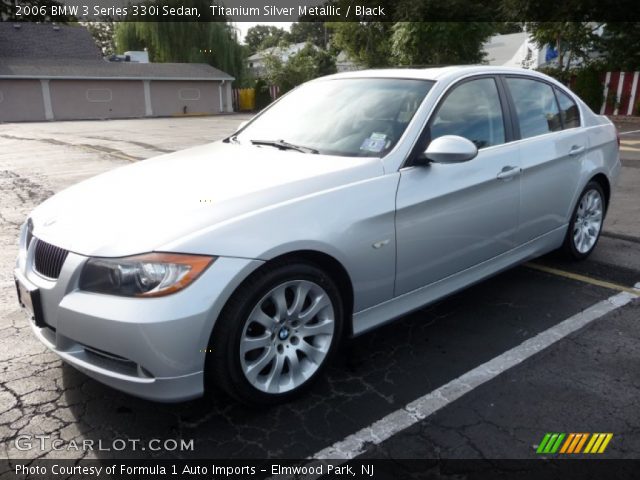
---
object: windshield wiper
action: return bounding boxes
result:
[250,139,319,154]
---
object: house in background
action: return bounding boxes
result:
[0,23,234,122]
[483,31,546,69]
[336,51,359,72]
[247,42,316,76]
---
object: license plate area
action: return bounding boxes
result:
[15,278,46,328]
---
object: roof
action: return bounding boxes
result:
[0,22,101,59]
[248,42,313,62]
[322,65,553,83]
[0,23,234,81]
[0,57,235,81]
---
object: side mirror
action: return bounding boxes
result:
[422,135,478,164]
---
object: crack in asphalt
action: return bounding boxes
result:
[83,136,175,155]
[0,134,141,162]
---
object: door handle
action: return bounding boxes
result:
[569,145,586,156]
[496,166,521,180]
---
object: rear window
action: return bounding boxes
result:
[506,78,562,139]
[555,88,580,129]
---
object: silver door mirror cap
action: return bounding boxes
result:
[423,135,478,164]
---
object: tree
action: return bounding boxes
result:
[391,22,494,66]
[599,23,640,70]
[501,0,637,23]
[245,25,289,53]
[328,0,502,69]
[289,22,328,48]
[83,20,116,56]
[493,22,524,34]
[526,22,602,74]
[328,22,394,68]
[263,43,336,94]
[115,21,247,85]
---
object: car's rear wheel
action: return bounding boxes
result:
[208,261,343,405]
[563,181,605,260]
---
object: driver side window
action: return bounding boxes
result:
[430,78,506,149]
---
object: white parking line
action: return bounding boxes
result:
[619,129,640,135]
[311,289,638,461]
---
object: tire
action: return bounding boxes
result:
[207,261,344,405]
[563,181,606,260]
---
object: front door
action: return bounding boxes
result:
[395,77,520,295]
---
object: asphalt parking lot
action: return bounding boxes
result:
[0,115,639,465]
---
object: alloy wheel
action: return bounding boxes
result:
[239,280,335,394]
[573,189,603,254]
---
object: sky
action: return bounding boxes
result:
[233,22,293,44]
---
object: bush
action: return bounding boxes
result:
[572,67,604,113]
[537,66,571,85]
[537,65,604,113]
[254,78,272,111]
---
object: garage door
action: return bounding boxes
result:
[49,80,146,120]
[0,80,46,122]
[150,81,220,117]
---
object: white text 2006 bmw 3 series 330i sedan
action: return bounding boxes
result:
[15,66,620,404]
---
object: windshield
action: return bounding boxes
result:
[234,78,434,157]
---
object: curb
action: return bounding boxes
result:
[601,231,640,245]
[608,115,640,125]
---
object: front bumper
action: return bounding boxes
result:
[15,241,262,402]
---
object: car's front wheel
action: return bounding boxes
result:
[563,181,605,260]
[208,261,343,405]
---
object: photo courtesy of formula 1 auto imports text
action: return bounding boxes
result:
[1,0,640,479]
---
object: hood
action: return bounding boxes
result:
[30,141,382,257]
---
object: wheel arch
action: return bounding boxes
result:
[212,249,355,340]
[260,250,355,336]
[589,173,611,213]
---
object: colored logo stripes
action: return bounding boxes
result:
[536,433,613,454]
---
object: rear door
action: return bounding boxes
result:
[503,76,586,243]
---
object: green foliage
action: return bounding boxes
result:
[572,66,605,112]
[537,64,604,113]
[391,22,494,66]
[327,0,505,69]
[526,22,602,73]
[328,22,393,68]
[289,22,328,48]
[115,19,247,85]
[245,25,289,53]
[536,66,571,84]
[493,22,524,34]
[263,43,337,94]
[254,78,272,110]
[599,23,640,71]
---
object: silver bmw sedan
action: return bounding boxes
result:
[15,66,620,404]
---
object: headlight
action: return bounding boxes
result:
[79,253,215,297]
